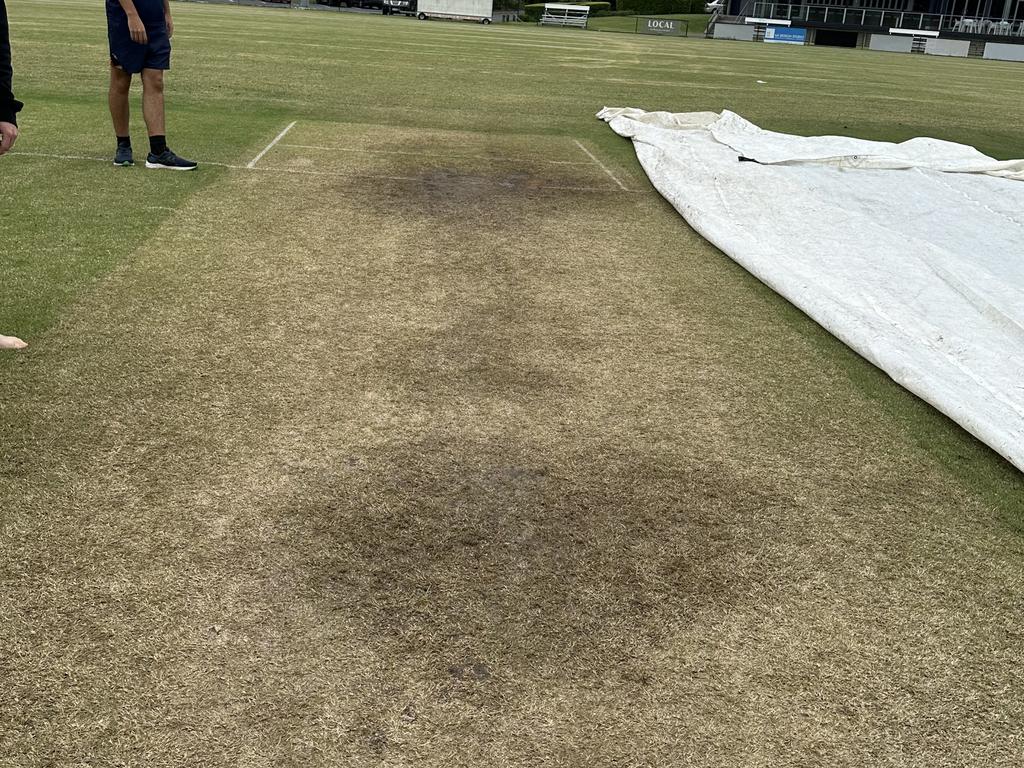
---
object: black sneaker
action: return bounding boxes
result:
[113,145,134,166]
[145,149,198,171]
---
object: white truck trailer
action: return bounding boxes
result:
[415,0,494,23]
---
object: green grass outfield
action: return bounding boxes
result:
[3,1,1024,765]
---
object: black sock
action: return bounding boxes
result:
[149,135,167,155]
[116,136,131,149]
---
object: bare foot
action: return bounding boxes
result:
[0,334,28,350]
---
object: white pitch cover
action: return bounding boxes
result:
[599,108,1024,472]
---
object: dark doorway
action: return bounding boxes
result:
[815,29,859,47]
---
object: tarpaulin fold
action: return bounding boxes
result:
[600,108,1024,472]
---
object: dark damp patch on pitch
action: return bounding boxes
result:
[348,165,619,216]
[276,434,797,688]
[390,168,591,203]
[449,661,492,681]
[368,301,569,402]
[357,213,579,401]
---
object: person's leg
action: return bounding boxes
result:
[141,66,196,170]
[108,64,132,137]
[140,67,165,139]
[109,63,135,166]
[0,334,28,350]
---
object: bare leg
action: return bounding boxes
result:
[109,65,132,136]
[0,335,28,350]
[141,68,166,137]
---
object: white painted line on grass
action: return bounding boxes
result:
[247,121,297,169]
[9,151,241,169]
[11,150,109,162]
[8,151,626,193]
[573,139,629,192]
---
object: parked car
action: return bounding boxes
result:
[705,0,724,11]
[383,0,415,14]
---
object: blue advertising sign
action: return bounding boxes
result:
[765,26,807,44]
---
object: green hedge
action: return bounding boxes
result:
[617,0,704,13]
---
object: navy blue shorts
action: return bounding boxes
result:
[107,0,171,73]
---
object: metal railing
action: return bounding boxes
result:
[750,3,1024,34]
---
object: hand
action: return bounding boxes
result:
[0,334,28,350]
[127,12,148,44]
[0,122,18,156]
[165,13,173,38]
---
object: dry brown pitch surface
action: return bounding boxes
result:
[5,119,1024,767]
